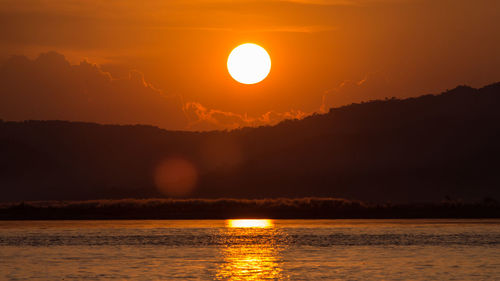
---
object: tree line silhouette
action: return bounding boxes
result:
[1,197,498,219]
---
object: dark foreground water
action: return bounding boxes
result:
[0,219,499,280]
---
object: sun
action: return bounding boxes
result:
[227,43,271,84]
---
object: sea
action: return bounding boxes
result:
[0,219,499,280]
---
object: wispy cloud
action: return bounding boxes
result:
[183,102,308,131]
[278,0,415,6]
[146,25,336,33]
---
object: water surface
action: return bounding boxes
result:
[1,219,499,280]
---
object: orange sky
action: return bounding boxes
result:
[0,0,499,130]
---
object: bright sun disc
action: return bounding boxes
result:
[227,43,271,84]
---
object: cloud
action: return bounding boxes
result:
[0,52,187,129]
[182,74,399,131]
[183,102,308,131]
[0,52,402,132]
[0,51,310,131]
[278,0,362,5]
[278,0,414,5]
[148,25,336,33]
[244,25,337,33]
[320,72,399,112]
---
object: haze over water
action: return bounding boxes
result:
[1,219,499,280]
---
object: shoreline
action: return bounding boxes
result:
[1,197,499,220]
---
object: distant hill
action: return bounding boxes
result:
[1,82,500,203]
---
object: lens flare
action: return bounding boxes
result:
[153,158,197,197]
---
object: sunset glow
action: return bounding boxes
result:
[0,0,499,279]
[0,0,498,131]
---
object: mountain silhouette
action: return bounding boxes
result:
[1,82,500,203]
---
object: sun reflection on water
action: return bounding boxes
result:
[216,219,286,280]
[227,219,273,228]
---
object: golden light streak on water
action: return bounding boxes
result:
[217,219,284,280]
[226,219,273,228]
[216,244,283,280]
